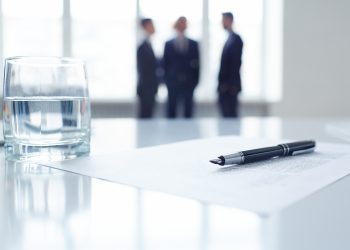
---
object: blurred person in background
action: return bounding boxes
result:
[163,16,200,118]
[136,18,160,118]
[217,12,243,117]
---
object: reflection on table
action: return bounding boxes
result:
[1,160,260,250]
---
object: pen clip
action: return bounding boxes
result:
[291,148,315,156]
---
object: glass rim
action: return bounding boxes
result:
[5,56,85,66]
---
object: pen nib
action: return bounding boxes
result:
[210,158,222,165]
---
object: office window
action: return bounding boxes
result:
[71,0,137,100]
[2,0,62,57]
[0,0,280,102]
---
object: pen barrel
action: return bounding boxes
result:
[242,146,284,164]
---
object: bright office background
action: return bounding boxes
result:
[0,0,282,103]
[2,0,348,117]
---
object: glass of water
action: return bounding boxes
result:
[2,57,91,161]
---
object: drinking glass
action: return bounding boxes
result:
[2,57,91,161]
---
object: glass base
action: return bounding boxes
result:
[5,140,90,162]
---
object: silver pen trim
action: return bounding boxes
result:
[224,152,244,165]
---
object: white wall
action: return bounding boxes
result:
[271,0,350,117]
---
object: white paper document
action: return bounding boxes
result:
[45,136,350,215]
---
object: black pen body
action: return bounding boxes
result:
[242,146,284,164]
[242,140,315,164]
[216,140,316,166]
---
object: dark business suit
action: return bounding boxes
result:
[163,38,200,118]
[137,40,159,118]
[218,32,243,117]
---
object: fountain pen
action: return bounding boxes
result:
[210,140,316,166]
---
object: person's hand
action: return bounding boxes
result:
[228,86,238,96]
[219,84,238,95]
[219,84,230,94]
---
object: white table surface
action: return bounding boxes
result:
[1,118,350,250]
